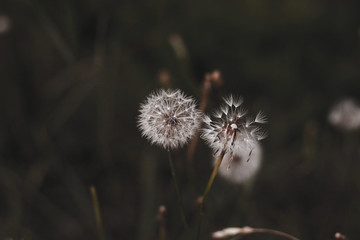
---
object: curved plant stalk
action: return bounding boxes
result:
[212,226,300,240]
[196,151,225,240]
[201,151,225,210]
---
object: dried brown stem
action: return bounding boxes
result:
[187,70,222,169]
[157,205,167,240]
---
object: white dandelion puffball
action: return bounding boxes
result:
[138,89,202,149]
[328,98,360,131]
[202,95,266,163]
[216,143,262,184]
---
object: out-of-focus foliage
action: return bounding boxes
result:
[0,0,360,239]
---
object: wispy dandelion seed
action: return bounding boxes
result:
[201,95,267,168]
[138,89,202,149]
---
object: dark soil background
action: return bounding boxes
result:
[0,0,360,239]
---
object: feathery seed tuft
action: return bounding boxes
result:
[138,89,202,149]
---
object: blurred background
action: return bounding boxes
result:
[1,0,360,239]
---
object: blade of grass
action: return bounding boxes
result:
[90,185,106,240]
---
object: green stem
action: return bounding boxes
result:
[90,185,106,240]
[202,152,225,207]
[167,149,190,230]
[196,151,225,240]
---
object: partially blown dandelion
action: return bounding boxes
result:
[138,89,202,149]
[197,95,267,240]
[202,95,267,165]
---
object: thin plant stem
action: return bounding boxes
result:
[252,228,300,240]
[157,205,167,240]
[228,227,300,240]
[90,185,106,240]
[195,208,204,240]
[202,151,225,206]
[167,149,190,230]
[186,75,211,169]
[196,151,225,240]
[187,70,222,171]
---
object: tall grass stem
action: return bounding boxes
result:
[90,185,106,240]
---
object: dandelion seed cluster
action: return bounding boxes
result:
[138,89,201,149]
[202,95,267,163]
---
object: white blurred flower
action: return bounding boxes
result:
[0,15,11,34]
[138,89,201,149]
[216,143,262,184]
[212,226,254,239]
[202,95,266,165]
[328,98,360,131]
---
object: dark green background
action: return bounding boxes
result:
[1,0,360,239]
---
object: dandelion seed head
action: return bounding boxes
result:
[201,95,267,158]
[138,89,202,149]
